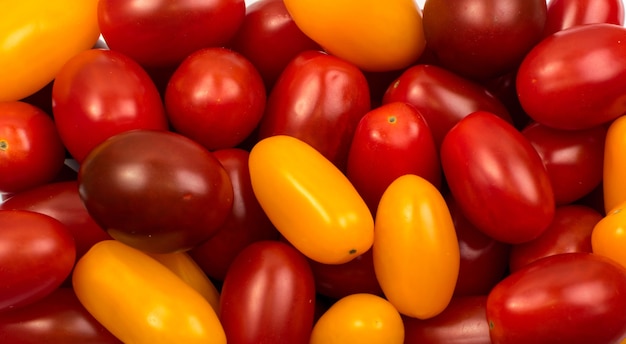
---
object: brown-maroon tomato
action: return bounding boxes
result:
[422,0,547,80]
[403,296,491,344]
[522,121,606,205]
[543,0,625,37]
[220,240,316,344]
[228,0,321,90]
[98,0,245,68]
[382,64,512,148]
[0,287,121,343]
[189,148,279,282]
[257,50,371,171]
[508,205,602,273]
[78,130,233,254]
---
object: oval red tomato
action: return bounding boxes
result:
[543,0,625,36]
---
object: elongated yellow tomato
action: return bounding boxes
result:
[0,0,100,101]
[310,293,404,344]
[604,115,626,214]
[147,251,220,313]
[592,201,626,269]
[248,135,374,264]
[72,240,226,344]
[283,0,426,72]
[374,174,460,319]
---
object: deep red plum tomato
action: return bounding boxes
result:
[543,0,625,37]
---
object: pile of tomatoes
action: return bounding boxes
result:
[2,0,626,343]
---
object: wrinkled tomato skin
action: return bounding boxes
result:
[189,148,279,282]
[509,205,602,273]
[257,50,371,170]
[441,111,555,244]
[403,296,491,344]
[52,49,169,163]
[0,210,76,312]
[0,287,121,344]
[517,23,626,130]
[78,130,234,254]
[522,122,606,205]
[543,0,625,37]
[0,181,111,260]
[346,102,440,214]
[98,0,245,68]
[423,0,547,81]
[383,64,511,148]
[487,252,626,344]
[219,240,316,344]
[228,0,321,90]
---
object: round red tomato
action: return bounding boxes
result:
[52,49,168,163]
[0,210,75,312]
[78,130,234,253]
[98,0,245,68]
[0,101,65,194]
[543,0,625,37]
[165,47,266,151]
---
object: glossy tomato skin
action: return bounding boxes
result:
[522,122,606,205]
[0,181,111,260]
[165,47,266,151]
[52,49,168,163]
[509,205,602,272]
[423,0,547,80]
[257,50,371,170]
[383,64,511,148]
[543,0,625,37]
[219,240,316,344]
[0,210,75,312]
[0,101,66,194]
[346,102,440,215]
[228,0,321,89]
[441,111,555,244]
[0,287,121,344]
[98,0,245,68]
[189,148,279,281]
[517,23,626,130]
[78,130,233,253]
[487,252,626,343]
[592,201,626,269]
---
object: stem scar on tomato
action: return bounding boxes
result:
[0,140,7,151]
[387,116,397,124]
[349,249,357,254]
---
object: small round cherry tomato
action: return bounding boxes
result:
[592,201,626,269]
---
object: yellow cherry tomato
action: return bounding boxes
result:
[72,240,226,344]
[310,293,404,344]
[0,0,100,101]
[248,135,374,265]
[604,115,626,214]
[592,201,626,269]
[283,0,426,72]
[374,174,460,319]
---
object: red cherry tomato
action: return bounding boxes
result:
[543,0,625,37]
[0,101,65,194]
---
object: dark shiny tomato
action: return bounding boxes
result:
[52,49,168,163]
[78,130,233,253]
[0,287,121,344]
[517,23,626,130]
[487,252,626,343]
[228,0,321,90]
[0,210,75,312]
[257,50,371,170]
[220,240,316,344]
[0,181,111,260]
[423,0,547,80]
[403,296,491,344]
[0,101,65,194]
[165,47,266,151]
[522,121,606,205]
[98,0,245,68]
[543,0,625,37]
[189,148,279,281]
[441,111,555,244]
[509,205,602,272]
[346,102,440,214]
[382,64,511,148]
